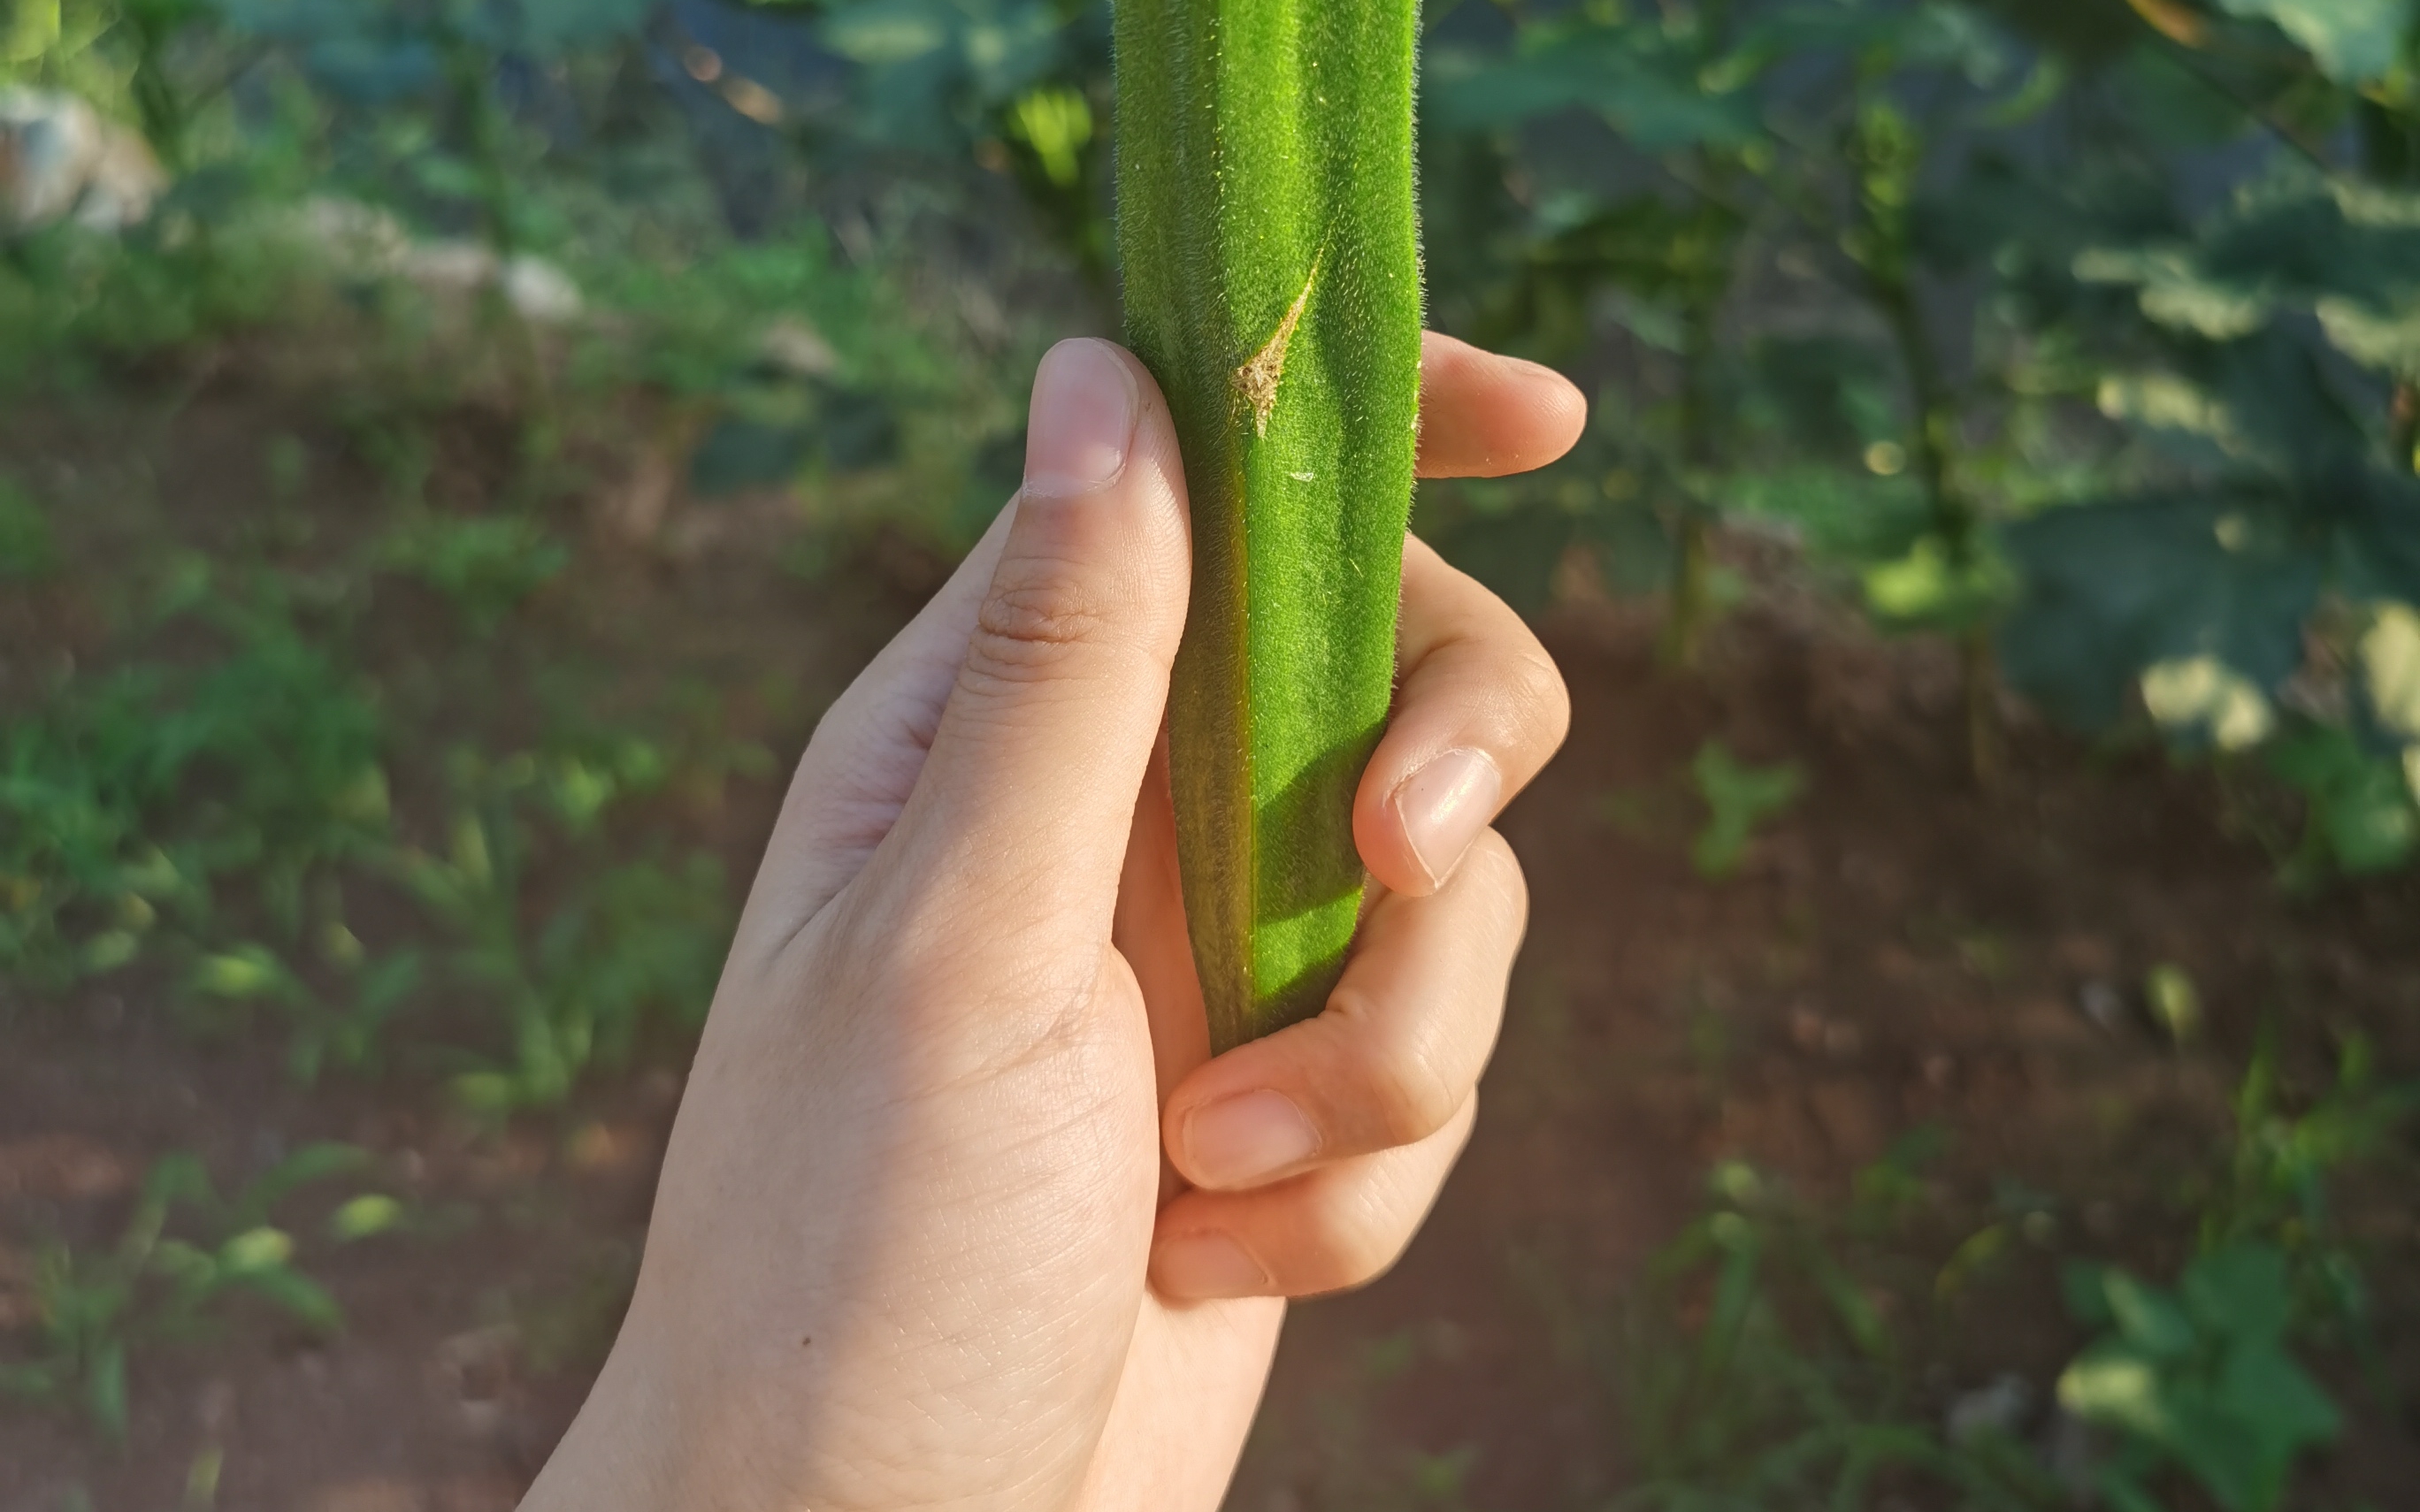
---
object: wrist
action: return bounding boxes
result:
[519,1310,690,1512]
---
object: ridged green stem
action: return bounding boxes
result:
[1114,0,1423,1050]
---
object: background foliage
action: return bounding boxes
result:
[4,0,2420,1506]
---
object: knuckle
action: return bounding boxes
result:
[1462,830,1530,928]
[1328,989,1463,1146]
[961,560,1115,691]
[1310,1193,1411,1292]
[1505,645,1572,750]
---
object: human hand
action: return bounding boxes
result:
[519,332,1583,1512]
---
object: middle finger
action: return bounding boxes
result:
[1354,536,1570,898]
[1158,829,1528,1193]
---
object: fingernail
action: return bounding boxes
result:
[1183,1089,1321,1187]
[1023,339,1137,496]
[1153,1233,1270,1299]
[1392,747,1502,890]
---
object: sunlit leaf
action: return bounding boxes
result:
[2144,962,2202,1043]
[1861,535,2015,630]
[2141,656,2274,750]
[79,929,139,975]
[2058,1340,2174,1436]
[1006,85,1091,187]
[216,1226,294,1274]
[2216,0,2416,83]
[2361,604,2420,739]
[328,1194,405,1241]
[190,944,297,1002]
[2001,492,2323,729]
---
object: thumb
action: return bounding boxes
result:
[865,338,1192,944]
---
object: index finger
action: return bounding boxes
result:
[1415,332,1588,478]
[1353,538,1569,897]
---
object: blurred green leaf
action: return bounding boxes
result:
[191,944,300,1002]
[2001,491,2324,729]
[1428,26,1758,148]
[2215,0,2416,84]
[85,1340,126,1445]
[328,1194,404,1241]
[227,1263,342,1333]
[235,1142,369,1228]
[378,515,567,632]
[2145,962,2203,1043]
[2266,725,2420,875]
[1689,742,1804,880]
[216,1226,294,1274]
[2060,1244,2340,1512]
[0,479,56,580]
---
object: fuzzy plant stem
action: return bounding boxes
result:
[1114,0,1423,1051]
[1850,101,2000,789]
[1660,285,1720,671]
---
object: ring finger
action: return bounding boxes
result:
[1150,1095,1479,1301]
[1159,830,1526,1193]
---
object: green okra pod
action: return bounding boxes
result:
[1113,0,1424,1050]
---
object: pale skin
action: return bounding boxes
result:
[519,332,1586,1512]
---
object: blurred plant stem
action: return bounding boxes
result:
[1657,1,1737,673]
[1662,512,1715,670]
[1660,288,1720,671]
[125,0,192,168]
[2363,98,2418,476]
[439,9,557,450]
[1849,97,1999,788]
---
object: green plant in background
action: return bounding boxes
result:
[1689,740,1804,880]
[0,594,387,988]
[1425,0,1773,668]
[376,513,569,632]
[185,936,428,1084]
[0,477,57,579]
[2263,725,2420,881]
[1603,1061,2416,1512]
[1985,3,2420,823]
[802,0,1112,278]
[2142,961,2202,1044]
[397,751,729,1112]
[1615,1157,2056,1511]
[1836,89,2014,783]
[1114,0,1424,1049]
[2056,1244,2339,1512]
[2036,1035,2417,1511]
[1414,0,2420,829]
[2204,1028,2420,1342]
[0,1145,371,1441]
[1415,0,2031,772]
[12,0,2420,1496]
[1000,80,1109,280]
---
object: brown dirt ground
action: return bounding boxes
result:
[4,387,2420,1512]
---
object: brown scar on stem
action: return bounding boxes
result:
[1234,256,1321,438]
